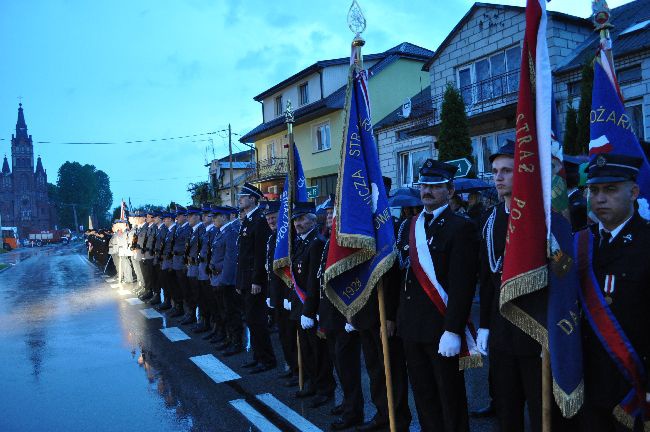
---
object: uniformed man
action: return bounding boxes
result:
[477,143,545,432]
[195,204,217,334]
[139,209,157,301]
[317,196,365,430]
[182,205,204,326]
[128,211,145,288]
[236,183,276,374]
[396,159,479,432]
[108,222,120,277]
[117,220,135,284]
[579,153,650,432]
[132,210,149,295]
[158,210,178,312]
[290,201,336,405]
[149,210,168,306]
[264,201,297,380]
[172,206,191,320]
[210,205,242,353]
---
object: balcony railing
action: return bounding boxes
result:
[255,157,288,181]
[432,69,520,124]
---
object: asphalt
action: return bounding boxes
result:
[0,244,498,432]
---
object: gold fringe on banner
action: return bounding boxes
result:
[272,257,292,288]
[553,379,584,419]
[499,265,548,305]
[612,405,650,431]
[459,354,483,371]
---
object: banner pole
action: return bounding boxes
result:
[296,330,304,391]
[542,348,552,432]
[377,281,397,432]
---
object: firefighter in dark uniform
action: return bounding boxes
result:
[182,205,204,326]
[579,153,650,432]
[477,143,545,432]
[196,205,217,335]
[396,159,479,432]
[317,196,365,430]
[155,211,174,311]
[140,209,158,301]
[236,183,277,373]
[149,210,168,306]
[172,206,191,319]
[290,200,336,406]
[159,211,178,313]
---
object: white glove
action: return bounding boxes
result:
[438,331,461,357]
[344,323,357,333]
[265,298,273,308]
[300,315,315,330]
[477,328,489,356]
[283,299,291,311]
[646,392,650,403]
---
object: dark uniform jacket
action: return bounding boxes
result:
[144,223,158,260]
[237,207,271,324]
[479,202,540,356]
[198,225,217,281]
[136,222,149,252]
[153,224,168,265]
[266,231,288,309]
[210,220,239,287]
[581,212,650,408]
[172,222,191,271]
[289,228,325,321]
[161,224,177,270]
[187,222,205,277]
[317,239,347,332]
[396,206,478,344]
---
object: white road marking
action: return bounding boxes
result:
[124,297,144,306]
[190,354,240,384]
[256,393,323,432]
[106,278,116,283]
[110,283,120,289]
[160,327,191,342]
[139,308,164,319]
[77,255,94,267]
[117,289,131,296]
[229,399,281,432]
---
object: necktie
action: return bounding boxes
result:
[599,231,612,249]
[424,213,434,227]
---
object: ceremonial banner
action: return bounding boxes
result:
[120,199,127,220]
[273,144,307,291]
[589,60,650,218]
[323,66,396,320]
[501,0,583,417]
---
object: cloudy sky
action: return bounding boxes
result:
[0,0,633,211]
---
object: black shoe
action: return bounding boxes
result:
[294,388,316,398]
[356,418,388,432]
[330,404,344,416]
[249,363,276,374]
[156,301,172,311]
[284,376,299,387]
[180,314,197,325]
[278,369,294,379]
[168,307,184,318]
[148,293,161,305]
[216,340,232,350]
[241,360,259,369]
[138,291,153,301]
[202,330,218,340]
[309,394,332,409]
[331,417,363,431]
[222,344,242,357]
[470,401,495,418]
[193,322,210,333]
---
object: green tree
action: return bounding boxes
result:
[437,83,473,174]
[187,181,215,205]
[576,60,594,155]
[563,104,580,155]
[93,170,113,227]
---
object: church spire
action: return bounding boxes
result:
[16,103,28,139]
[2,155,9,174]
[35,155,45,174]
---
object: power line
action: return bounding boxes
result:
[0,131,217,145]
[111,175,206,183]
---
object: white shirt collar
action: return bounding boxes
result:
[192,221,203,232]
[246,205,260,219]
[169,222,177,229]
[599,214,633,242]
[221,219,236,231]
[300,227,316,240]
[205,223,215,232]
[423,204,448,222]
[181,221,189,228]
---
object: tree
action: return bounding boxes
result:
[575,60,594,155]
[437,83,473,166]
[563,104,580,155]
[187,181,215,205]
[93,170,113,227]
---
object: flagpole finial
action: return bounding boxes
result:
[592,0,612,31]
[347,0,366,37]
[284,100,294,125]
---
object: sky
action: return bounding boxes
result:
[0,0,634,211]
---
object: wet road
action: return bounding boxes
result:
[0,245,496,432]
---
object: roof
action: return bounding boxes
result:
[422,2,590,71]
[556,0,650,73]
[374,86,432,130]
[253,42,433,101]
[241,42,434,143]
[216,149,253,163]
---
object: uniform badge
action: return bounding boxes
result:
[596,155,607,168]
[403,245,409,250]
[604,274,616,305]
[297,262,303,274]
[622,234,632,243]
[242,227,247,237]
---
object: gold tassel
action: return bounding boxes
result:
[552,379,584,418]
[458,354,483,371]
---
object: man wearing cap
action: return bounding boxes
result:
[149,210,168,306]
[264,201,297,380]
[195,205,217,334]
[210,205,242,354]
[159,210,178,312]
[139,210,158,301]
[579,153,650,432]
[476,142,545,431]
[133,210,150,295]
[128,211,146,288]
[181,206,204,326]
[236,182,277,373]
[171,206,191,319]
[395,158,479,432]
[290,201,336,405]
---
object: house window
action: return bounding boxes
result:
[265,140,276,160]
[398,148,430,187]
[471,130,515,176]
[625,103,645,141]
[299,83,309,105]
[314,122,331,152]
[618,65,642,86]
[457,45,521,106]
[568,81,581,98]
[396,129,413,141]
[275,96,283,117]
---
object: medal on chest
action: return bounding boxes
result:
[297,262,303,274]
[604,274,616,305]
[242,226,248,237]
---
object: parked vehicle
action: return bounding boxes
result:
[27,229,72,247]
[1,227,20,250]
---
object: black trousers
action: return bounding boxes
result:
[221,286,243,344]
[186,276,200,310]
[152,264,162,294]
[328,329,363,421]
[298,326,335,396]
[249,321,276,367]
[360,328,411,431]
[276,307,297,372]
[403,340,469,432]
[158,267,170,302]
[166,269,181,303]
[141,259,154,293]
[175,269,188,304]
[197,280,214,321]
[491,351,542,432]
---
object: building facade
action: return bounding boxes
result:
[0,104,52,237]
[208,149,256,206]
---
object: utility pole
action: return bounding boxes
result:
[228,123,235,207]
[71,204,79,233]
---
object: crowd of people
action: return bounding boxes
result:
[82,142,647,432]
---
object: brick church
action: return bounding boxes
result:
[1,104,51,237]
